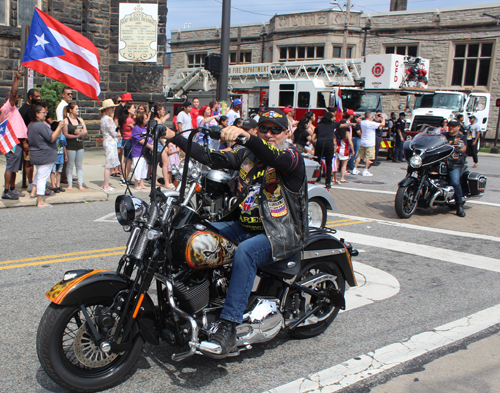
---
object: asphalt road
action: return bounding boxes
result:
[1,158,499,392]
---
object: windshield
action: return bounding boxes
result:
[341,92,380,112]
[414,93,462,111]
[411,128,448,150]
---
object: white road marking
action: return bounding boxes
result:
[344,262,400,312]
[328,186,500,207]
[328,212,500,243]
[94,212,118,222]
[336,230,500,273]
[266,303,500,393]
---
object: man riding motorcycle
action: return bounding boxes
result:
[165,108,308,356]
[444,120,467,217]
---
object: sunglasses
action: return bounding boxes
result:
[258,125,284,135]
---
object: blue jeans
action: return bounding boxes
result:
[347,137,361,171]
[211,221,274,324]
[448,166,463,204]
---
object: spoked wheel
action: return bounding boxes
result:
[308,198,327,229]
[395,184,418,218]
[37,301,144,392]
[284,261,345,339]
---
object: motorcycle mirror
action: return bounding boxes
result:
[208,151,229,170]
[208,125,222,140]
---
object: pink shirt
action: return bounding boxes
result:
[0,100,28,139]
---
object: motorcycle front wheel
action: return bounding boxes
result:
[285,261,346,339]
[395,184,418,218]
[37,301,144,393]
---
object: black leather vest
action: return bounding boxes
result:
[239,150,309,261]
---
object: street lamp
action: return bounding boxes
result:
[331,0,351,59]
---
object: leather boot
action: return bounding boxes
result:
[456,202,466,217]
[208,319,236,357]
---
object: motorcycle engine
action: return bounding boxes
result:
[235,297,283,345]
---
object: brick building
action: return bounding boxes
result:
[169,3,500,141]
[0,0,167,147]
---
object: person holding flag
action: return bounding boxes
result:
[22,7,100,101]
[1,69,28,200]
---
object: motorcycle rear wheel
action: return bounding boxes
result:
[395,184,418,218]
[308,198,327,229]
[37,301,144,393]
[285,261,346,339]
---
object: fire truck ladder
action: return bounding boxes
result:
[164,59,363,99]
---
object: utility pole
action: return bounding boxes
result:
[342,0,351,59]
[217,0,231,103]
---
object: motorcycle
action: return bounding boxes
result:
[395,127,487,218]
[170,151,336,228]
[36,125,359,392]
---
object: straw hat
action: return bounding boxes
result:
[99,99,118,111]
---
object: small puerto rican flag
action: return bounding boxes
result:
[0,119,20,154]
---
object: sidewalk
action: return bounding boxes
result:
[0,149,147,208]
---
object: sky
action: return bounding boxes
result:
[166,0,488,40]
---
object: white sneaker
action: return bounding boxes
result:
[362,170,373,177]
[352,169,360,175]
[27,183,33,192]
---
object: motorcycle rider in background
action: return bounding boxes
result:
[444,120,467,217]
[164,108,308,356]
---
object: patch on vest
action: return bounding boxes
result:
[263,183,288,217]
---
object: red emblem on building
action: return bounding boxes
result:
[372,63,385,78]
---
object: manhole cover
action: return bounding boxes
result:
[352,181,386,185]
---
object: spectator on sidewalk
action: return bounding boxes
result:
[19,88,40,192]
[439,119,449,134]
[56,87,72,184]
[119,102,136,184]
[293,117,312,153]
[347,114,362,173]
[56,86,72,121]
[226,99,242,126]
[131,113,152,191]
[63,103,88,191]
[336,120,354,183]
[27,105,64,207]
[49,121,67,193]
[466,115,481,168]
[190,97,201,128]
[177,101,193,138]
[353,111,385,176]
[99,99,120,191]
[1,70,27,200]
[150,103,175,189]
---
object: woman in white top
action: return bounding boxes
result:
[100,99,120,191]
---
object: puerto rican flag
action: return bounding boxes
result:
[335,86,343,123]
[0,119,20,155]
[22,8,100,101]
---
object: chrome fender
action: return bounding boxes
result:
[307,183,338,212]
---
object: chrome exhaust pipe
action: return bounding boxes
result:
[429,190,442,208]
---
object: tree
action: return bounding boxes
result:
[37,80,65,120]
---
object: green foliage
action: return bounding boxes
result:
[36,80,65,120]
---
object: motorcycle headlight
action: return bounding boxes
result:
[409,155,422,168]
[115,195,148,226]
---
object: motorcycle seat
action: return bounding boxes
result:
[259,252,301,279]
